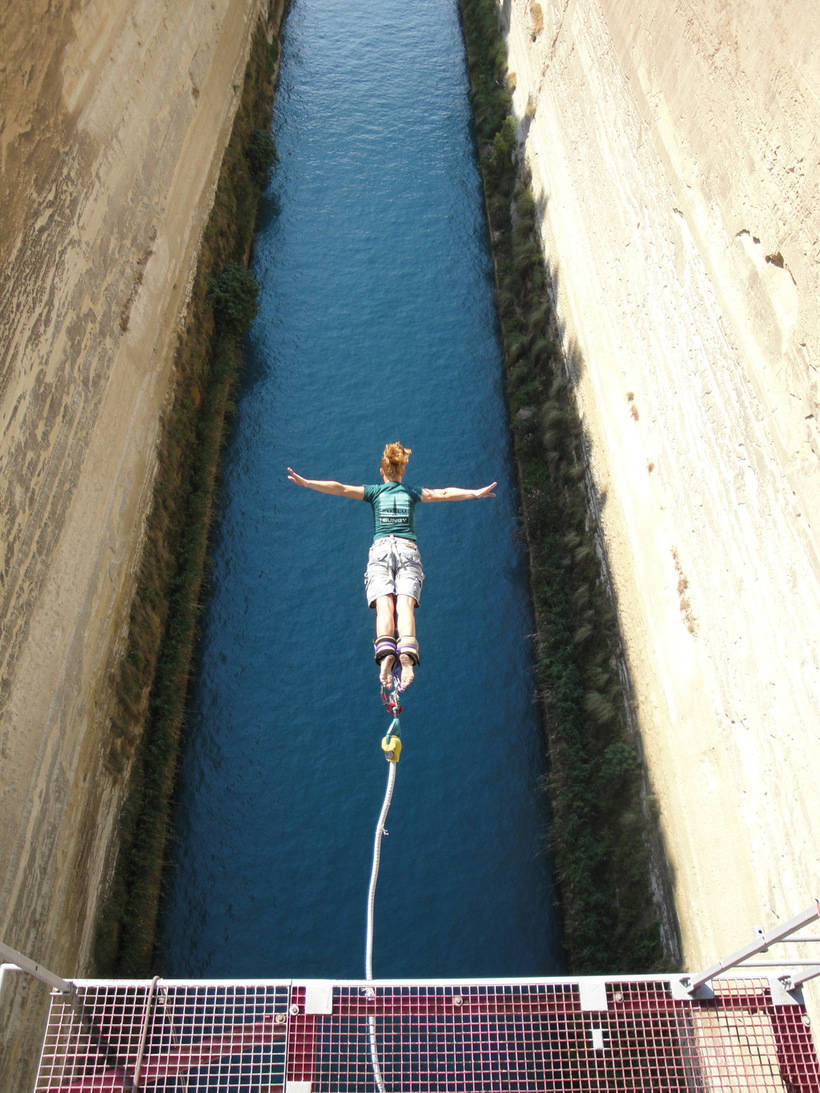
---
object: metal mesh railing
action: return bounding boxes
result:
[31,977,820,1091]
[35,980,289,1091]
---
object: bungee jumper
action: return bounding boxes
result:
[287,442,497,690]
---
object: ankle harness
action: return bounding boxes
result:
[373,635,397,663]
[397,636,420,665]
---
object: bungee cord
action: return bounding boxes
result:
[365,758,398,982]
[365,672,404,1093]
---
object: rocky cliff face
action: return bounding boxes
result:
[0,0,266,1076]
[503,0,819,977]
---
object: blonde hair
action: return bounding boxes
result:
[380,441,412,479]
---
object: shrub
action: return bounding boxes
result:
[209,262,259,337]
[246,127,277,186]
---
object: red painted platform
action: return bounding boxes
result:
[34,977,820,1092]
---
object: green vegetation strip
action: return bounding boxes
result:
[458,0,674,973]
[95,8,282,976]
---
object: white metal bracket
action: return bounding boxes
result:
[578,978,608,1011]
[304,980,334,1015]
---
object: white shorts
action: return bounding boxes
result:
[364,535,424,607]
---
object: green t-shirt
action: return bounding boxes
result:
[363,482,423,541]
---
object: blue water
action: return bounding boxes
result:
[158,0,561,980]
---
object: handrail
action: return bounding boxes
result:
[0,941,73,995]
[682,898,820,995]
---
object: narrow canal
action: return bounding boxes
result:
[158,0,562,980]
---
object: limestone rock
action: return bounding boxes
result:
[503,0,819,1005]
[0,1,267,1081]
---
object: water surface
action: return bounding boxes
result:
[159,0,561,980]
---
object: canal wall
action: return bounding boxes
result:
[0,0,270,1080]
[501,0,819,980]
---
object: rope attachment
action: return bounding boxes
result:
[380,664,403,763]
[381,717,402,763]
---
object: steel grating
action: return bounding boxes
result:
[33,977,820,1092]
[35,982,290,1092]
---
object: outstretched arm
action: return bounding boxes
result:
[287,468,364,500]
[421,482,497,502]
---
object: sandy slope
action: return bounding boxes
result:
[502,0,819,1006]
[0,0,266,1079]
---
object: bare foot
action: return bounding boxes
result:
[379,655,395,688]
[399,653,415,689]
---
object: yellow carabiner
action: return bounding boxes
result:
[381,733,402,763]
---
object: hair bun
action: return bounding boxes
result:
[381,442,412,474]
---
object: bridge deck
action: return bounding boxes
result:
[34,976,820,1091]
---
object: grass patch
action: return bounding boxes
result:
[95,5,285,976]
[458,0,675,973]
